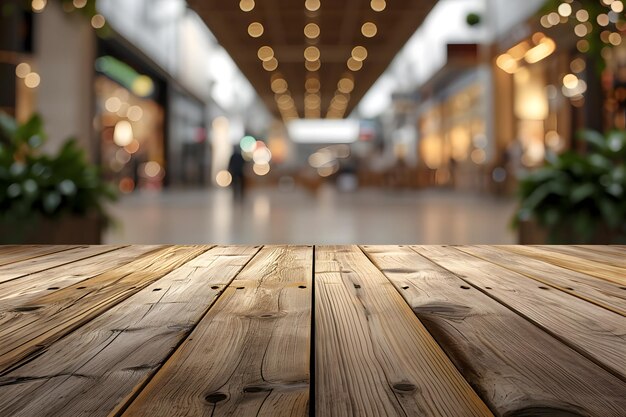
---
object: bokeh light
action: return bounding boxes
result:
[216,170,233,187]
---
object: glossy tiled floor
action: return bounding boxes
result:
[103,186,518,244]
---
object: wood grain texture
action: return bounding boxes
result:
[575,245,626,262]
[0,245,208,374]
[455,245,626,316]
[0,245,124,285]
[0,246,78,267]
[122,245,313,417]
[545,245,626,269]
[0,246,260,417]
[362,245,626,417]
[413,245,626,380]
[315,245,492,417]
[0,245,164,307]
[500,245,626,286]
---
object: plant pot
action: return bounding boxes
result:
[0,213,102,244]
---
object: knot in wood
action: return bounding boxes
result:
[205,392,228,403]
[392,382,417,392]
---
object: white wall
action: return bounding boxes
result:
[35,1,96,157]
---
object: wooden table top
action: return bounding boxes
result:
[0,245,624,417]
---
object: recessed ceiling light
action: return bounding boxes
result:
[361,22,377,37]
[351,46,368,61]
[347,57,363,71]
[240,0,254,12]
[263,57,278,71]
[370,0,386,12]
[337,78,355,93]
[257,46,274,61]
[304,23,320,39]
[304,46,321,61]
[248,22,264,37]
[305,0,320,12]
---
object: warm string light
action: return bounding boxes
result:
[303,2,321,118]
[540,0,624,53]
[531,0,626,105]
[370,0,386,12]
[31,0,46,12]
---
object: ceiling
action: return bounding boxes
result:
[188,0,438,120]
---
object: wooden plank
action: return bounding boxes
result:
[413,245,626,380]
[548,245,626,269]
[0,246,78,267]
[363,245,626,417]
[0,245,208,374]
[455,245,626,316]
[575,245,626,260]
[0,245,165,307]
[122,245,313,417]
[0,246,261,417]
[315,245,492,417]
[500,245,626,286]
[0,245,125,285]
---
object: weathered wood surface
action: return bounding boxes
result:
[0,245,208,374]
[414,245,626,380]
[0,245,124,284]
[0,245,163,306]
[0,245,78,267]
[362,245,626,417]
[456,245,626,316]
[123,245,313,417]
[315,245,492,417]
[575,245,626,264]
[0,246,260,417]
[501,245,626,286]
[0,245,624,417]
[549,245,626,269]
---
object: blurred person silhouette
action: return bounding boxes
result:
[228,146,246,202]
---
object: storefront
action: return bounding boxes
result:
[494,30,575,176]
[417,65,490,190]
[94,38,168,193]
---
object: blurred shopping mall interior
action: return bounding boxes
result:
[1,0,625,244]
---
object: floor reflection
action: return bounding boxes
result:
[104,186,517,244]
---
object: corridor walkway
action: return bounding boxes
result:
[104,187,517,244]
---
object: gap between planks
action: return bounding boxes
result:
[0,245,261,417]
[121,245,313,417]
[0,245,210,376]
[411,245,626,383]
[361,245,626,417]
[315,245,492,417]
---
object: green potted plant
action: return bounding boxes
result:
[0,112,117,244]
[515,130,626,244]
